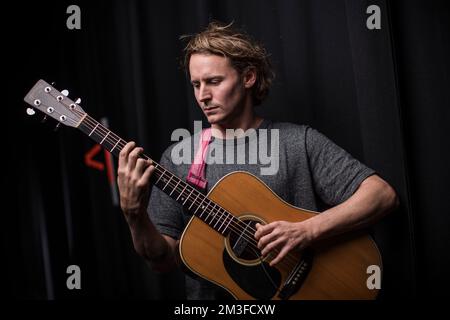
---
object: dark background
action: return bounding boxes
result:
[2,0,449,301]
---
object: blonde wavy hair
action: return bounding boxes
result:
[181,21,275,106]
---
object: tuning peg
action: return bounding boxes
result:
[41,115,48,123]
[75,98,81,104]
[61,89,69,97]
[26,108,36,116]
[54,123,61,131]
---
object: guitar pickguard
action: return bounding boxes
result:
[222,248,281,300]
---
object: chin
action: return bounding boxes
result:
[205,114,225,125]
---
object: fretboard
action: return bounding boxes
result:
[78,114,237,236]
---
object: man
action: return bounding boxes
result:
[117,22,398,299]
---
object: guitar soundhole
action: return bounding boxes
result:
[227,218,261,262]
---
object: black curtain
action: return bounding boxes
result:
[3,0,449,300]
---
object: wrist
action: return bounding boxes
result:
[303,214,325,243]
[125,207,149,229]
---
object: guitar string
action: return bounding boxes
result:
[75,109,301,270]
[36,99,300,272]
[77,115,297,268]
[38,99,301,270]
[40,107,287,267]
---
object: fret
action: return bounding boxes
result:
[99,131,110,145]
[162,175,173,191]
[213,209,224,229]
[88,123,99,136]
[183,189,194,206]
[194,197,207,215]
[209,204,220,222]
[199,200,211,219]
[188,192,200,210]
[79,118,121,155]
[222,214,234,234]
[170,179,181,196]
[155,169,166,184]
[217,210,229,232]
[110,139,121,153]
[200,201,213,222]
[176,185,187,201]
[212,205,222,223]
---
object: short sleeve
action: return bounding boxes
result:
[147,148,185,240]
[305,127,376,206]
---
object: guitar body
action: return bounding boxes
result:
[179,171,382,300]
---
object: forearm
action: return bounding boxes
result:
[127,210,178,272]
[306,175,398,242]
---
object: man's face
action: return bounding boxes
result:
[189,53,248,126]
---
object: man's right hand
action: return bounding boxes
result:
[117,141,155,225]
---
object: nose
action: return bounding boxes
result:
[199,84,212,104]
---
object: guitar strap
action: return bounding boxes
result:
[186,128,212,190]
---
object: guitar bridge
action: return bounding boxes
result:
[278,250,313,299]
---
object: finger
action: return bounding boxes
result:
[254,223,261,238]
[127,147,144,172]
[261,237,284,257]
[118,141,136,170]
[137,163,155,187]
[254,222,274,240]
[254,223,261,239]
[270,245,291,267]
[134,158,150,176]
[258,230,278,250]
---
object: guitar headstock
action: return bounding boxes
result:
[24,79,85,128]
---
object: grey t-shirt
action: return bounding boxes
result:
[148,120,375,299]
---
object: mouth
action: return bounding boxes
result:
[203,106,219,113]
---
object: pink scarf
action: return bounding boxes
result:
[186,128,212,190]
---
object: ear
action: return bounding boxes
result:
[243,67,257,89]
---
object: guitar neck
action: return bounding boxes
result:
[22,79,236,235]
[78,114,236,236]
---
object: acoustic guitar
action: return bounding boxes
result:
[24,79,382,300]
